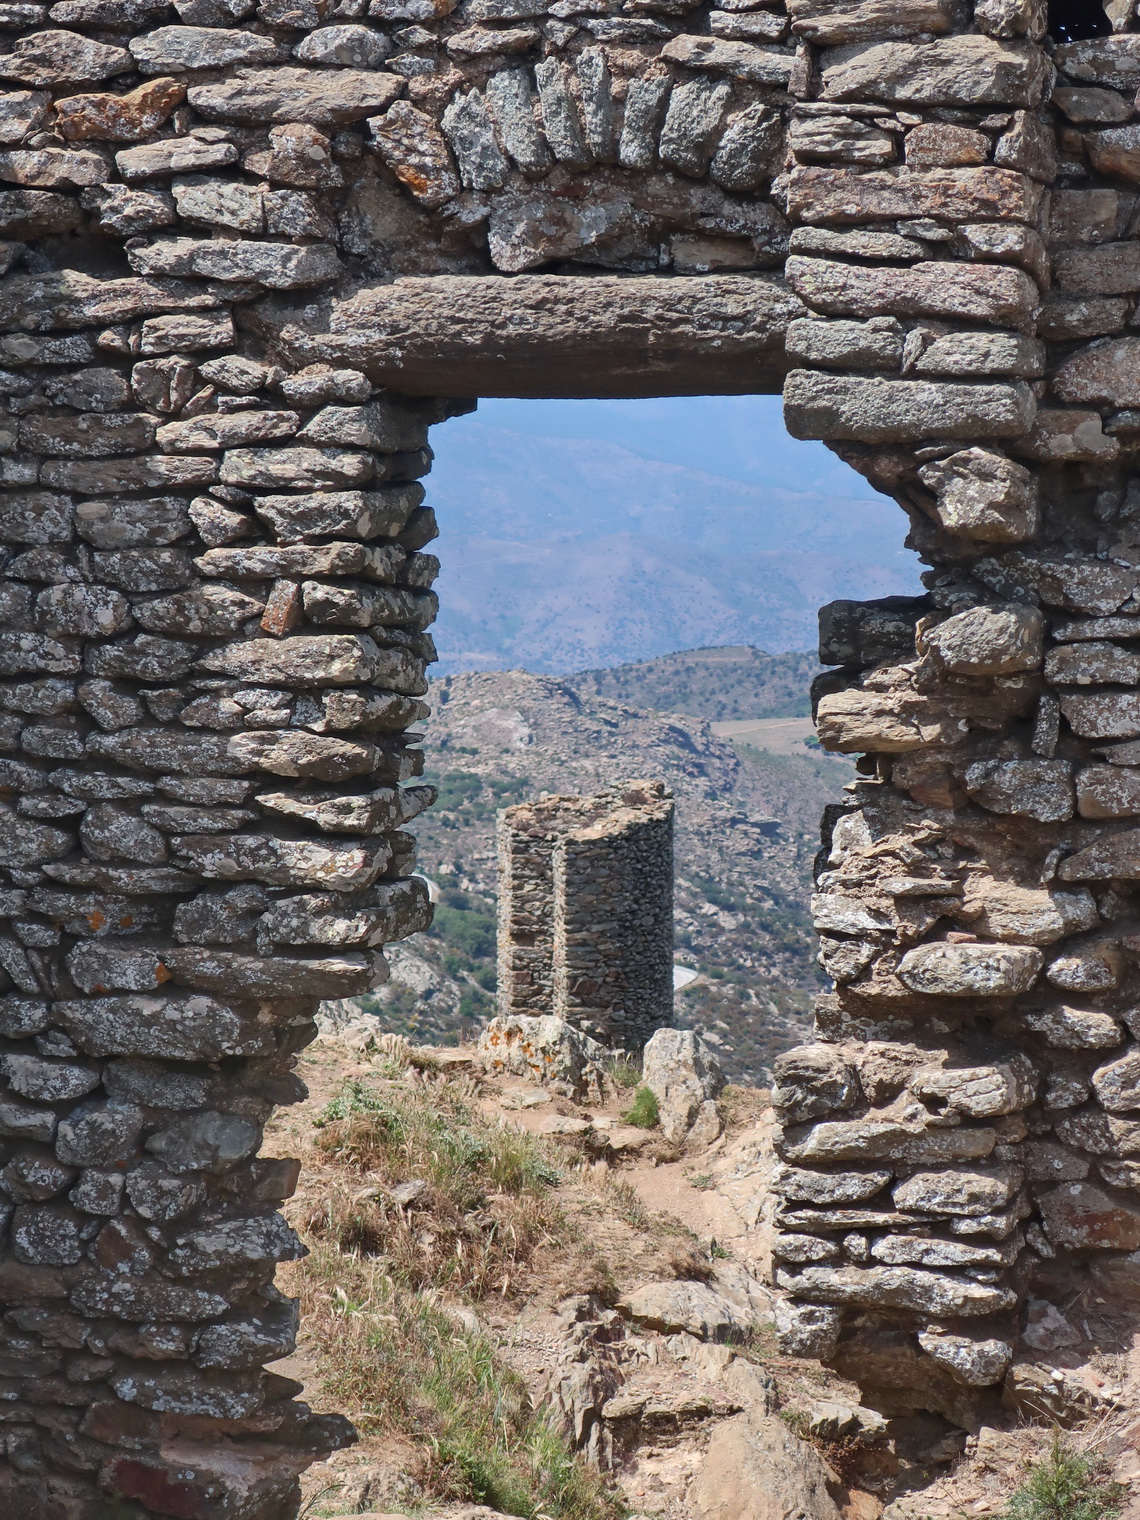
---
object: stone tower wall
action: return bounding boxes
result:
[498,780,674,1045]
[763,10,1140,1431]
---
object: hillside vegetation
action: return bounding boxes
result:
[571,647,820,722]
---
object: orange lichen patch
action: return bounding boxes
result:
[87,910,107,932]
[55,77,186,142]
[393,166,433,197]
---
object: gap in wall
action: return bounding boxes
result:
[426,396,926,676]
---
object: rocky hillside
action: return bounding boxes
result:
[285,1023,1139,1520]
[572,646,821,722]
[366,668,854,1082]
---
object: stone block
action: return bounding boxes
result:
[918,448,1038,542]
[1039,1181,1140,1250]
[819,35,1052,107]
[921,603,1043,674]
[896,941,1043,996]
[787,163,1042,224]
[784,370,1035,444]
[787,255,1038,327]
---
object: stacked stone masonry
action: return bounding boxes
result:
[0,0,1135,1503]
[496,779,674,1047]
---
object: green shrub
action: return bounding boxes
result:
[1002,1439,1123,1520]
[622,1085,659,1129]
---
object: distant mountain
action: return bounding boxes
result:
[426,414,923,674]
[571,646,821,722]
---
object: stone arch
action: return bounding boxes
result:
[0,0,1134,1510]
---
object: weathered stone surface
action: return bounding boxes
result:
[784,372,1034,444]
[130,25,278,72]
[620,1279,755,1341]
[690,1407,844,1520]
[1087,124,1140,184]
[896,942,1043,997]
[271,274,805,398]
[1077,766,1140,818]
[477,1013,604,1100]
[642,1027,725,1143]
[1039,1181,1140,1250]
[55,78,185,142]
[661,34,796,85]
[188,66,403,126]
[130,237,340,289]
[918,448,1039,543]
[964,758,1073,822]
[1022,1004,1124,1048]
[819,36,1051,107]
[1055,34,1140,85]
[788,0,956,43]
[916,1327,1013,1386]
[775,1263,1015,1315]
[892,1164,1020,1216]
[369,100,459,208]
[56,993,273,1060]
[0,31,132,87]
[1054,337,1140,409]
[786,256,1038,328]
[923,604,1043,675]
[788,164,1042,224]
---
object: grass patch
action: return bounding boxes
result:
[605,1055,642,1091]
[622,1085,659,1129]
[304,1074,563,1298]
[1001,1438,1124,1520]
[300,1251,623,1520]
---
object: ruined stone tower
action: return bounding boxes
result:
[496,779,675,1047]
[0,0,1136,1504]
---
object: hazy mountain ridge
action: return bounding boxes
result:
[427,421,923,673]
[571,646,822,721]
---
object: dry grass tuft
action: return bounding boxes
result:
[299,1249,624,1520]
[302,1074,564,1299]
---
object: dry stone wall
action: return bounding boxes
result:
[769,0,1140,1434]
[0,0,1137,1502]
[497,779,674,1047]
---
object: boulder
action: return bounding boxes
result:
[691,1407,844,1520]
[476,1014,604,1102]
[619,1279,753,1342]
[642,1027,725,1144]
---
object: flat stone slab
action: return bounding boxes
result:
[253,273,805,398]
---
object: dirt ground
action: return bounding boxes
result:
[265,1030,1140,1520]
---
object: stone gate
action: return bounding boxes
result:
[0,0,1135,1508]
